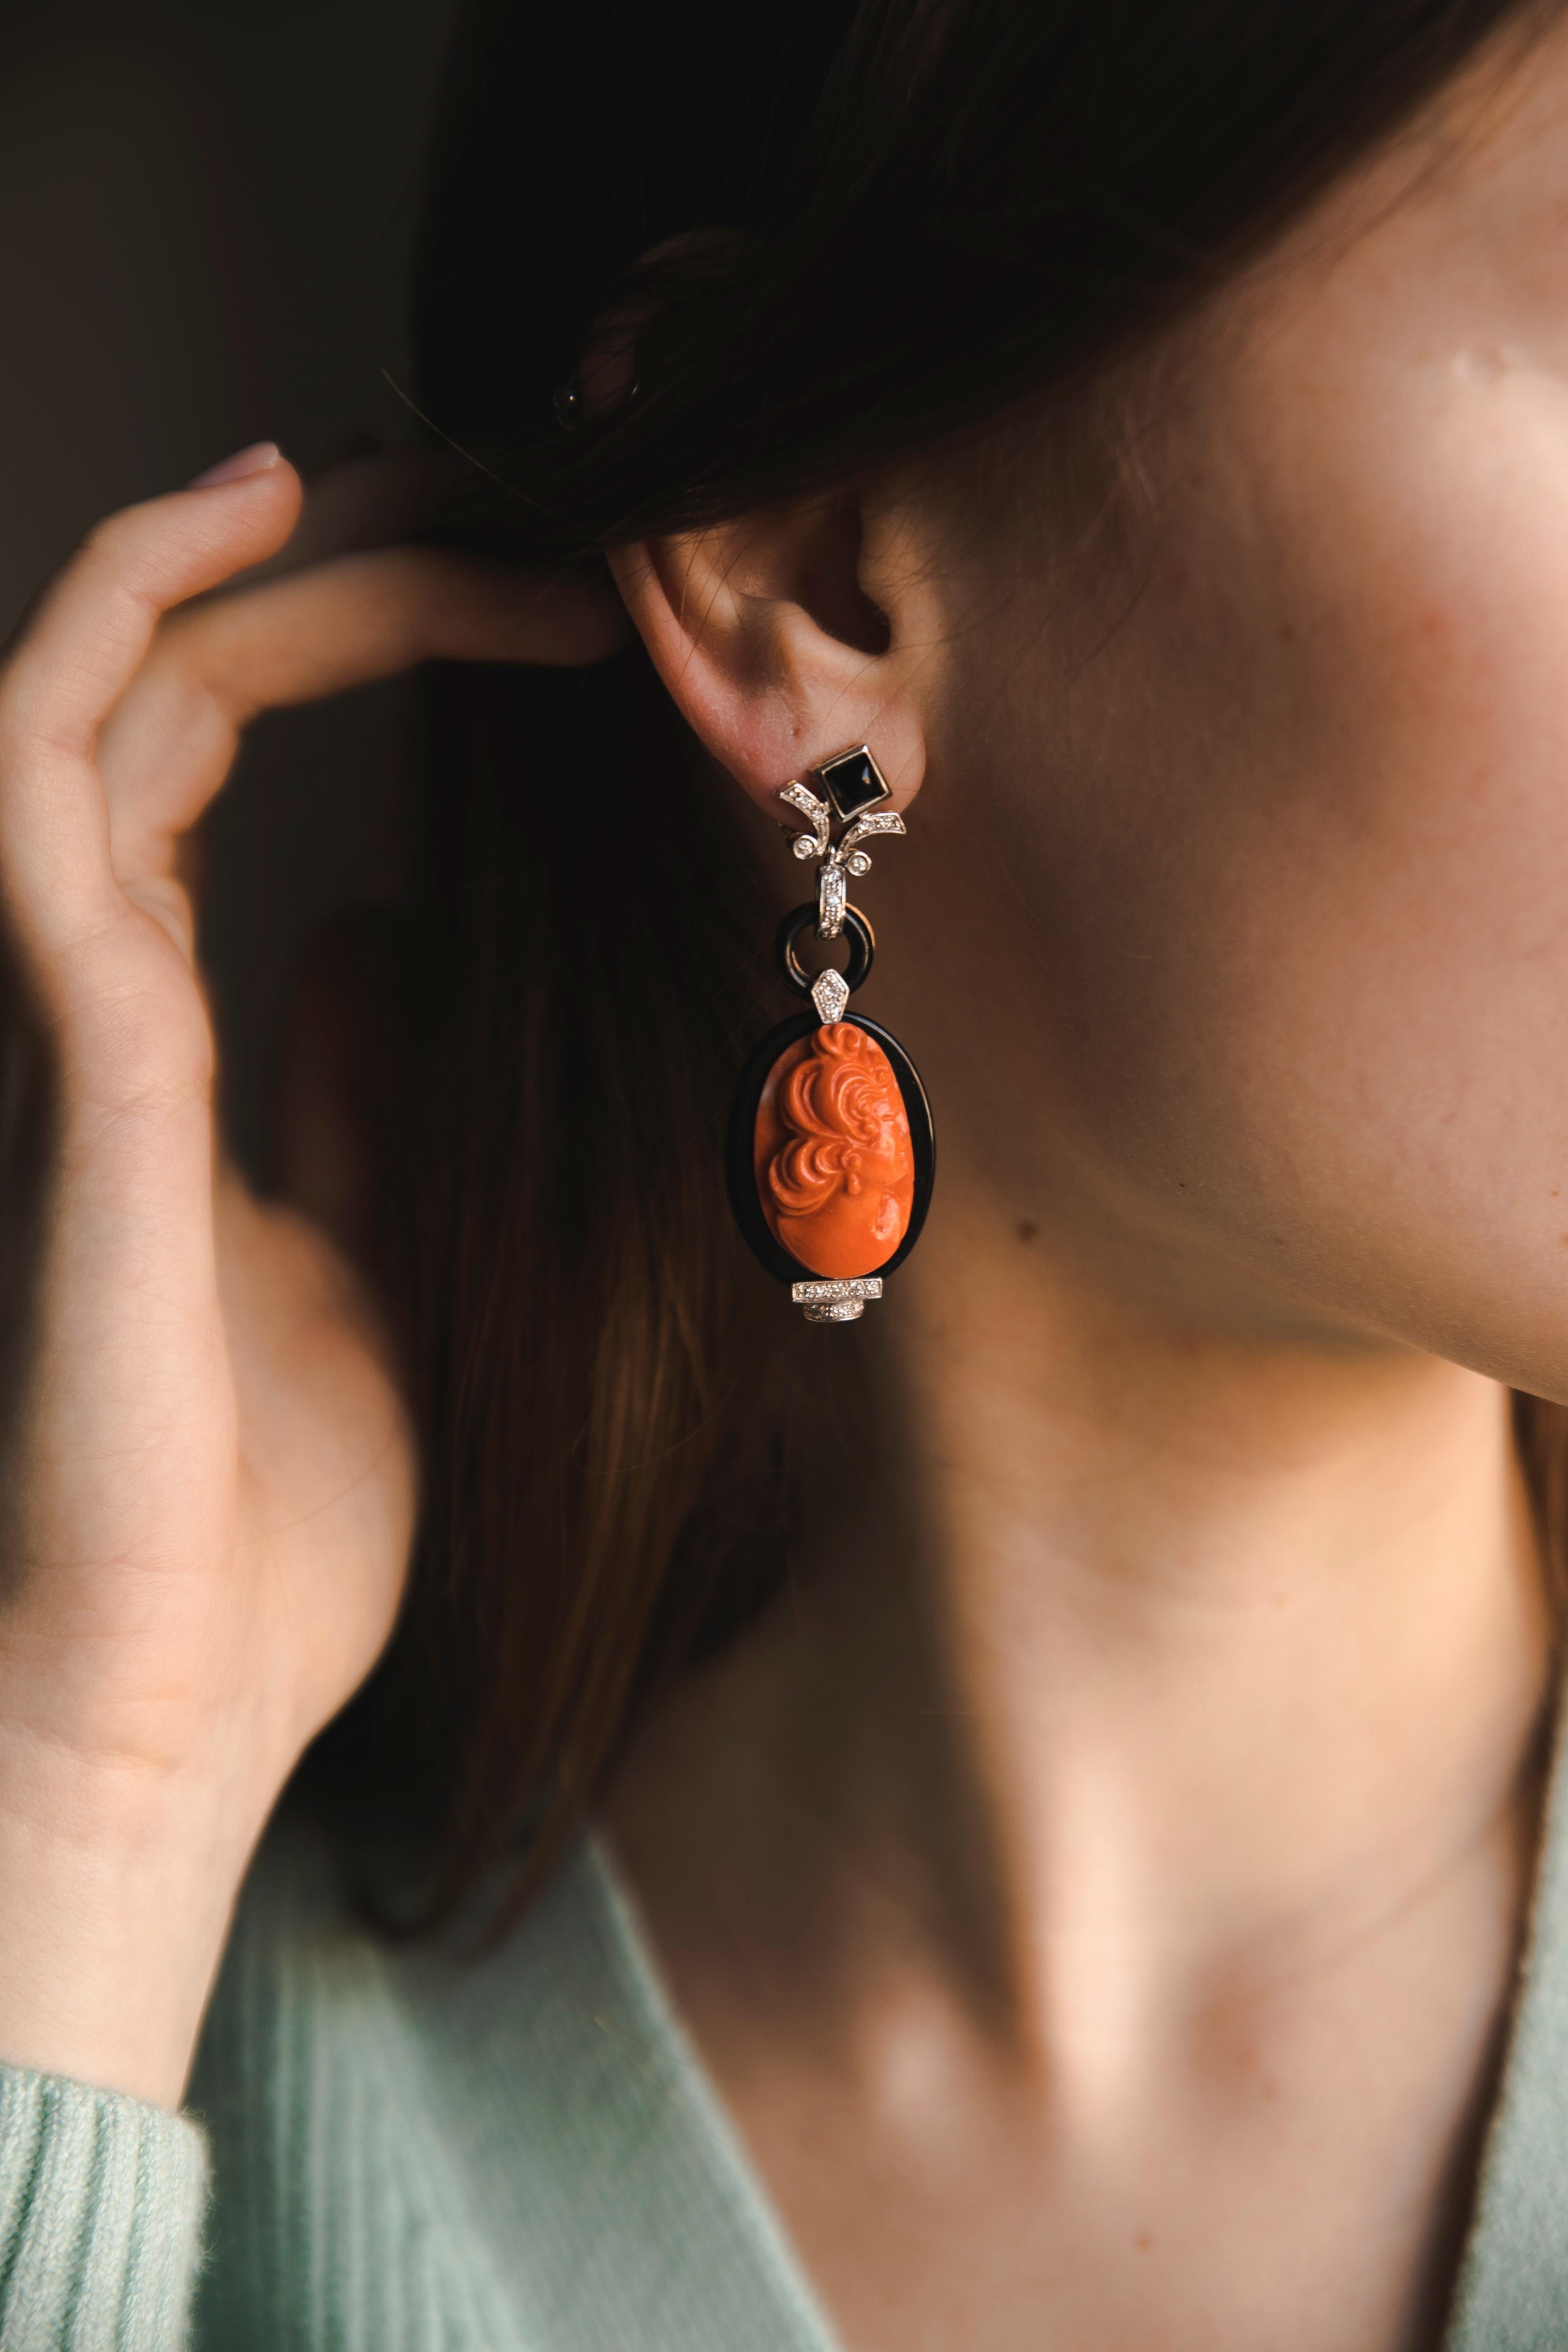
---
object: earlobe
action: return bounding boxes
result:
[606,492,926,816]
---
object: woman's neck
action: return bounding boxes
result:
[609,1162,1552,2079]
[606,1148,1554,2351]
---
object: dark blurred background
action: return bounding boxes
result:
[0,0,462,1167]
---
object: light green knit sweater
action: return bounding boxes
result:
[2,1725,1568,2352]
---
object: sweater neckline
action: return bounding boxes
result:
[584,1702,1568,2352]
[1440,1690,1568,2350]
[575,1832,844,2351]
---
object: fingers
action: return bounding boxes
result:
[0,462,303,965]
[97,547,626,881]
[228,448,454,585]
[0,442,625,988]
[186,546,626,717]
[0,462,302,765]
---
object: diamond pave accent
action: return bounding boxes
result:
[777,770,905,946]
[817,859,847,938]
[792,1276,884,1324]
[799,1288,884,1326]
[840,810,905,857]
[811,966,850,1025]
[778,779,830,859]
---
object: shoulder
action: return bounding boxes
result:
[187,1805,530,2350]
[184,1813,824,2352]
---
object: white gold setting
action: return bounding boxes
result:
[791,1276,884,1324]
[811,967,850,1025]
[780,779,832,859]
[777,758,906,941]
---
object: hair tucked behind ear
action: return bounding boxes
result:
[315,0,1568,1924]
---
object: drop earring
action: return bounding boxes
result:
[726,745,936,1323]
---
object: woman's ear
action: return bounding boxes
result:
[607,488,929,812]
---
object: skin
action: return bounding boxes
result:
[0,13,1564,2352]
[603,21,1568,2352]
[0,443,621,2106]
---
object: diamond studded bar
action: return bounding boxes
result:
[778,779,830,857]
[817,860,847,938]
[799,1279,884,1317]
[791,1276,883,1319]
[838,809,905,857]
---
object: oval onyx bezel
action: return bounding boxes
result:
[725,1011,936,1288]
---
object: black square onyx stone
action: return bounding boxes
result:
[817,745,890,822]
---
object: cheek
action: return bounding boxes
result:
[994,360,1568,1390]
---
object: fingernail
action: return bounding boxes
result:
[186,441,282,490]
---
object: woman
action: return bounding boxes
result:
[0,0,1563,2342]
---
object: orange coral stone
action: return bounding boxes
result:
[754,1023,915,1279]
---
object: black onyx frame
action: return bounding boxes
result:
[726,1009,937,1289]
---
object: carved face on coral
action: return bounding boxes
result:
[754,1022,916,1279]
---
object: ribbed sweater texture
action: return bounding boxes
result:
[0,1824,837,2351]
[3,1722,1568,2351]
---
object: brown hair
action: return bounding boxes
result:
[320,0,1568,1919]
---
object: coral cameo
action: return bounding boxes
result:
[754,1022,916,1278]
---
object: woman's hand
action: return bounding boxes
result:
[0,446,620,2109]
